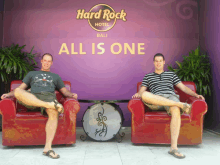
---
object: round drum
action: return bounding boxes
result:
[82,103,124,141]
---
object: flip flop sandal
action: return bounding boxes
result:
[182,103,192,114]
[168,149,186,159]
[54,100,64,114]
[43,150,60,159]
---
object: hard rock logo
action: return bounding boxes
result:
[76,4,127,32]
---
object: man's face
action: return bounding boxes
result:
[41,55,53,70]
[154,56,165,70]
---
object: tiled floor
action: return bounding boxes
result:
[0,127,220,165]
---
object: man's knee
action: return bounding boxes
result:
[46,108,58,119]
[141,91,151,99]
[14,87,20,93]
[14,88,22,97]
[170,106,181,117]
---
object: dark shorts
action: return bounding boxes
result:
[17,91,57,117]
[142,93,184,116]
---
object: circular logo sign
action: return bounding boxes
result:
[88,4,116,32]
[76,4,127,32]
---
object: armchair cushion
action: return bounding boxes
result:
[144,112,191,123]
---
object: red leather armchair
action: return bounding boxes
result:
[0,80,80,146]
[128,81,207,145]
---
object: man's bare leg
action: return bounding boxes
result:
[14,88,63,112]
[169,106,184,157]
[141,91,190,113]
[43,108,59,158]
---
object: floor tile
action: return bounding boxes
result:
[83,156,122,165]
[0,147,21,158]
[121,158,159,165]
[0,157,10,165]
[85,149,120,159]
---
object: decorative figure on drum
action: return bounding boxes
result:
[95,107,108,137]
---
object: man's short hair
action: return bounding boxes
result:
[153,53,165,61]
[41,53,53,61]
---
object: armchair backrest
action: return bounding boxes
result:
[137,81,196,101]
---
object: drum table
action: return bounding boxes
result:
[78,99,129,143]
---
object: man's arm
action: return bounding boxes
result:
[59,87,78,99]
[175,82,205,100]
[138,86,147,96]
[132,74,148,99]
[8,83,28,97]
[132,86,147,98]
[1,83,28,99]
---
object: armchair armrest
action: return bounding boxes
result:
[62,98,80,123]
[62,98,80,113]
[127,98,145,126]
[0,97,16,119]
[187,97,207,120]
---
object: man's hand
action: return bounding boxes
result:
[132,93,141,99]
[59,87,78,99]
[70,93,78,99]
[1,93,10,100]
[196,94,205,100]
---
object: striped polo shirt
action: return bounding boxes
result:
[141,71,181,95]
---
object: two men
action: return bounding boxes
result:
[132,53,204,158]
[1,53,78,159]
[1,52,204,159]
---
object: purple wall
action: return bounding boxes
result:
[0,11,3,47]
[3,0,199,126]
[199,0,220,132]
[0,0,4,47]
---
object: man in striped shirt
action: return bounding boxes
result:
[132,53,205,159]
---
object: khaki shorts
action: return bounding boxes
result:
[17,91,57,117]
[142,94,183,116]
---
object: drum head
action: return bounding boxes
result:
[82,103,122,141]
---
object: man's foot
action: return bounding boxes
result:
[168,149,185,159]
[43,150,60,159]
[182,103,192,114]
[54,100,64,113]
[47,100,64,113]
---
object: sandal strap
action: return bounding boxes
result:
[46,150,55,156]
[183,103,188,110]
[182,103,191,113]
[54,100,58,110]
[53,100,64,114]
[172,149,185,157]
[172,149,180,154]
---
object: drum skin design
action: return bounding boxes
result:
[82,103,124,141]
